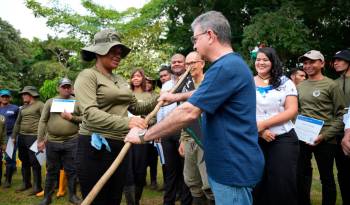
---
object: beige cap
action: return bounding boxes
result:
[298,50,325,62]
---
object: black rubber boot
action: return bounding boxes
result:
[38,173,57,205]
[3,166,14,188]
[16,166,32,192]
[67,177,82,205]
[135,185,144,205]
[124,185,136,205]
[29,167,43,196]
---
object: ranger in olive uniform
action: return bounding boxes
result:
[297,50,346,205]
[332,49,350,205]
[12,86,44,195]
[74,29,157,205]
[0,114,7,185]
[37,78,82,205]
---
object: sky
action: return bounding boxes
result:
[0,0,149,40]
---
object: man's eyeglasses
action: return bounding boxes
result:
[185,61,202,67]
[190,31,207,44]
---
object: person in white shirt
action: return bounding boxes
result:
[253,47,299,205]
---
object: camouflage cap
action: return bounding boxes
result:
[19,86,39,97]
[81,29,131,61]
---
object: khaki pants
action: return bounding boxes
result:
[183,139,214,200]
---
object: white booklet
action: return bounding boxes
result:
[5,139,15,159]
[343,107,350,129]
[295,115,324,145]
[29,140,46,166]
[50,99,76,113]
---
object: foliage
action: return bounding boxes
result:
[0,18,31,90]
[39,77,60,101]
[242,3,313,67]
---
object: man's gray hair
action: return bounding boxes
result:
[191,11,231,45]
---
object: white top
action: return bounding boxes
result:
[256,76,298,135]
[157,79,177,122]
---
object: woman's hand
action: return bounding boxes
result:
[128,117,148,129]
[257,121,267,132]
[260,129,276,142]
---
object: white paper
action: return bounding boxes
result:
[30,140,46,166]
[35,150,46,166]
[154,142,165,165]
[5,139,14,159]
[295,115,324,145]
[50,99,76,113]
[30,140,38,153]
[343,108,350,129]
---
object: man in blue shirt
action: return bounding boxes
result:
[0,89,19,188]
[126,11,264,205]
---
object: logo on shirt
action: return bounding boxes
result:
[312,89,321,97]
[6,111,14,115]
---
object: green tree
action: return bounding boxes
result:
[25,0,173,79]
[0,18,31,90]
[242,3,313,67]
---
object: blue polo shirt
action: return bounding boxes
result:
[188,52,264,187]
[0,104,19,136]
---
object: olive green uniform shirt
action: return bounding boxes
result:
[0,115,6,146]
[74,66,157,140]
[37,96,82,142]
[297,77,346,143]
[335,75,350,106]
[134,92,157,126]
[12,100,44,138]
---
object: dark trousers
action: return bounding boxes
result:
[17,134,42,187]
[297,141,337,205]
[253,129,299,205]
[44,138,78,196]
[125,144,149,203]
[161,134,192,205]
[76,135,128,205]
[147,143,158,183]
[335,140,350,205]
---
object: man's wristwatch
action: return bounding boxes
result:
[138,129,147,144]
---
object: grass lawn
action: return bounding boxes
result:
[0,158,343,205]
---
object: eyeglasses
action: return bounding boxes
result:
[185,60,202,67]
[190,31,207,44]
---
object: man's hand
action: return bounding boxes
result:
[37,140,46,152]
[260,129,276,142]
[128,117,147,129]
[61,111,73,121]
[178,141,185,157]
[341,132,350,156]
[308,134,323,146]
[158,92,177,105]
[124,127,143,144]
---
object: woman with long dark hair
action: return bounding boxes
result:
[253,47,299,205]
[74,29,157,205]
[124,68,155,205]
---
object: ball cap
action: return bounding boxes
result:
[0,89,11,97]
[333,49,350,62]
[59,78,72,87]
[298,50,325,62]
